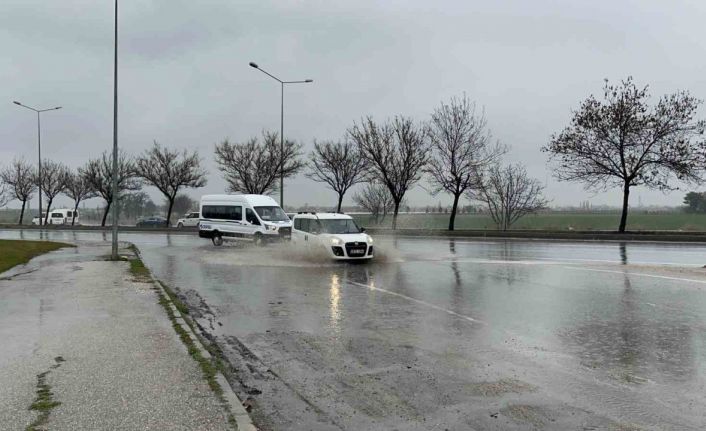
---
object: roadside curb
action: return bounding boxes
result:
[132,247,257,431]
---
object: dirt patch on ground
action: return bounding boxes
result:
[501,404,551,428]
[466,378,536,397]
[609,422,645,431]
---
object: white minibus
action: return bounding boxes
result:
[198,194,292,246]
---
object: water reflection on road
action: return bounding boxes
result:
[2,229,706,430]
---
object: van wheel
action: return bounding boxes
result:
[177,222,183,228]
[212,233,223,246]
[253,233,265,247]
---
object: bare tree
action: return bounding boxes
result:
[83,151,141,226]
[306,140,367,212]
[353,182,394,223]
[214,131,304,195]
[469,163,547,231]
[0,183,11,209]
[37,160,70,224]
[171,193,197,217]
[543,77,706,232]
[349,116,429,229]
[136,141,207,225]
[0,158,36,224]
[65,170,96,225]
[426,95,506,231]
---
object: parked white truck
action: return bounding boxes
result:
[198,194,292,246]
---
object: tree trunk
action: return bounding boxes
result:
[166,198,175,227]
[448,192,460,231]
[18,200,26,225]
[392,201,400,230]
[336,194,344,213]
[72,201,80,226]
[101,201,112,227]
[618,182,630,233]
[44,197,53,224]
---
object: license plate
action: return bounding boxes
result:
[349,248,365,255]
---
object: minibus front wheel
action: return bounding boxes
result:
[212,232,224,246]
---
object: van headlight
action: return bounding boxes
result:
[366,235,373,244]
[268,225,277,231]
[330,237,342,246]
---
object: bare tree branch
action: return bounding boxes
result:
[0,158,36,224]
[214,131,304,197]
[65,170,97,225]
[353,182,395,224]
[469,163,548,231]
[83,150,141,226]
[543,77,706,232]
[425,94,506,230]
[136,141,207,225]
[348,116,429,229]
[36,160,70,224]
[306,139,368,212]
[0,183,11,209]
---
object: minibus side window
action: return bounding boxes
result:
[246,208,260,225]
[300,218,310,232]
[202,205,242,221]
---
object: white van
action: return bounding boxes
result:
[33,209,79,225]
[198,194,292,246]
[291,212,374,260]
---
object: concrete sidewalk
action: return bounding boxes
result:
[0,242,233,431]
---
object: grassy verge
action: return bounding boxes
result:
[26,356,65,431]
[128,246,237,429]
[0,240,73,274]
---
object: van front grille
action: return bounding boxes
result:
[345,242,367,257]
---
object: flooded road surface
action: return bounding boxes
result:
[3,230,706,430]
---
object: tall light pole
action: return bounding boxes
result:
[249,62,312,209]
[111,0,119,260]
[12,101,62,226]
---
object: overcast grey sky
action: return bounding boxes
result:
[2,0,706,210]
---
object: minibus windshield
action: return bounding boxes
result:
[318,219,361,234]
[254,206,289,222]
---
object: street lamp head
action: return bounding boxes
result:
[54,107,62,110]
[13,101,21,105]
[305,79,313,83]
[249,62,259,68]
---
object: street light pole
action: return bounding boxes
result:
[249,62,312,209]
[111,0,119,260]
[12,101,62,226]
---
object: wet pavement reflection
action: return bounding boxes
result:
[2,230,706,430]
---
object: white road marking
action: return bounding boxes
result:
[346,280,485,325]
[560,266,706,285]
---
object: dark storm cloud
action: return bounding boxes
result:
[2,0,706,210]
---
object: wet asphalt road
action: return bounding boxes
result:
[3,230,706,430]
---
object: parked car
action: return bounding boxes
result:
[31,213,47,225]
[198,194,292,246]
[136,216,169,227]
[291,212,374,260]
[176,211,200,228]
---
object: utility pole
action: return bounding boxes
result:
[12,101,62,225]
[111,0,119,259]
[248,61,312,209]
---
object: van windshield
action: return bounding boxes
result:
[318,219,361,234]
[254,206,289,222]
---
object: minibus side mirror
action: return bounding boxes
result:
[360,227,366,233]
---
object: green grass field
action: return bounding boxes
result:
[353,212,706,231]
[0,240,72,273]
